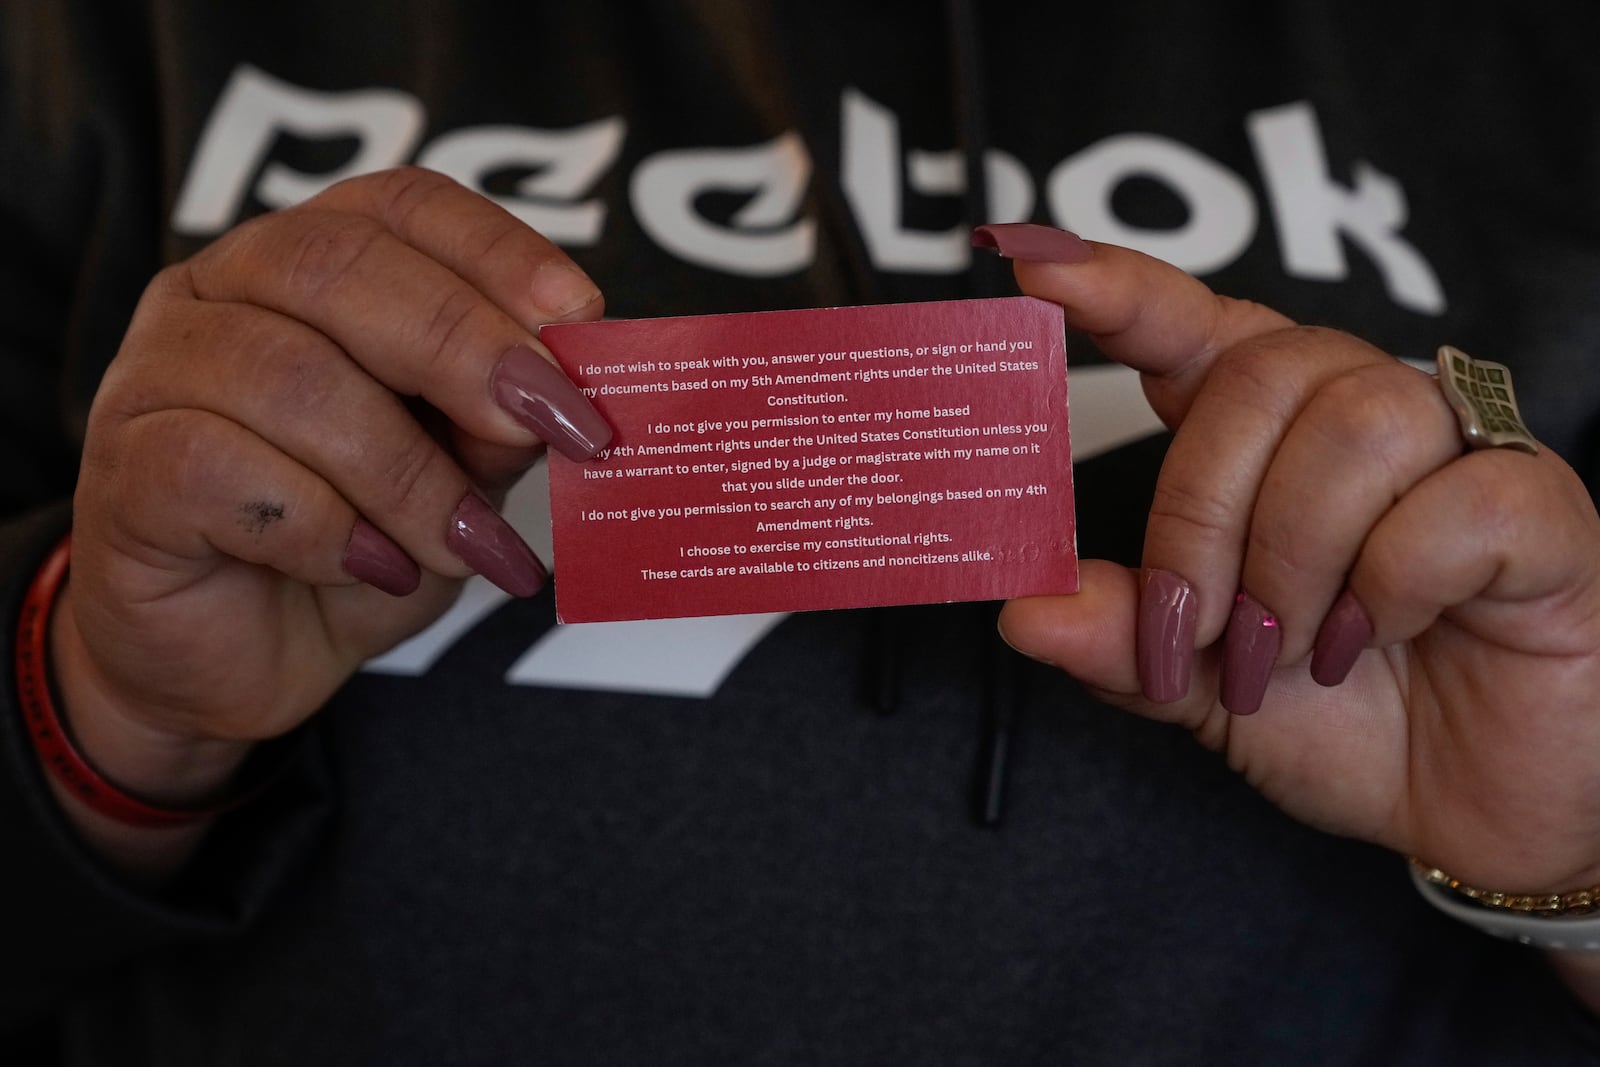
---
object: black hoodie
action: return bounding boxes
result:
[4,2,1600,1062]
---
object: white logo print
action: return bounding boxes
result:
[173,65,1444,313]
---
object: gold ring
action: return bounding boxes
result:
[1435,345,1539,455]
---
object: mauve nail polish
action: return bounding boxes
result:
[446,493,548,598]
[1311,589,1374,687]
[492,344,613,461]
[1220,592,1280,716]
[1138,569,1197,703]
[972,223,1094,264]
[343,519,420,597]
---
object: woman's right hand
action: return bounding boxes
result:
[51,167,611,825]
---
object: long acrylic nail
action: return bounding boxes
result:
[344,518,420,597]
[972,223,1094,264]
[491,344,613,461]
[1220,592,1280,716]
[446,493,548,597]
[1311,589,1374,688]
[1137,569,1197,703]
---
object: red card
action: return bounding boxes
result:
[543,296,1077,623]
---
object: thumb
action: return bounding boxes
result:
[998,559,1208,729]
[973,224,1294,426]
[999,560,1138,690]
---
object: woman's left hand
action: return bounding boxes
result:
[985,224,1600,898]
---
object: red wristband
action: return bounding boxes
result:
[15,536,222,829]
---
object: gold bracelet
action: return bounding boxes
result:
[1409,858,1600,917]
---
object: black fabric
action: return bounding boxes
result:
[4,1,1600,1063]
[0,504,336,1038]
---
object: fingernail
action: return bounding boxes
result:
[492,344,613,461]
[344,518,421,597]
[1311,589,1373,687]
[1137,569,1197,703]
[972,223,1094,264]
[1220,592,1280,716]
[532,260,602,321]
[446,493,548,597]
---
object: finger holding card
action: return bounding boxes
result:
[986,224,1600,901]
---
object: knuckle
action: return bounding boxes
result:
[1307,363,1455,476]
[1202,296,1286,356]
[1147,477,1237,547]
[373,165,464,232]
[1218,324,1335,372]
[1285,323,1352,349]
[119,410,229,502]
[88,361,156,431]
[1365,537,1433,607]
[1243,520,1313,584]
[145,261,199,303]
[185,216,256,287]
[1206,325,1369,420]
[192,210,290,296]
[371,425,456,519]
[112,263,204,372]
[414,283,492,372]
[1206,339,1299,415]
[280,211,386,301]
[1306,370,1410,456]
[459,218,523,266]
[94,411,351,568]
[249,327,348,413]
[1267,324,1357,354]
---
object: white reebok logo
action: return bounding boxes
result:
[173,65,1445,312]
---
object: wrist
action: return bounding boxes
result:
[22,538,252,823]
[51,589,252,807]
[1409,858,1600,951]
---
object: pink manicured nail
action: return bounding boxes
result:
[1220,592,1280,716]
[446,493,547,597]
[344,519,421,597]
[492,344,613,461]
[1311,589,1374,687]
[1137,569,1197,703]
[972,223,1094,264]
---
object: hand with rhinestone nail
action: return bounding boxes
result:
[51,167,610,870]
[980,224,1600,933]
